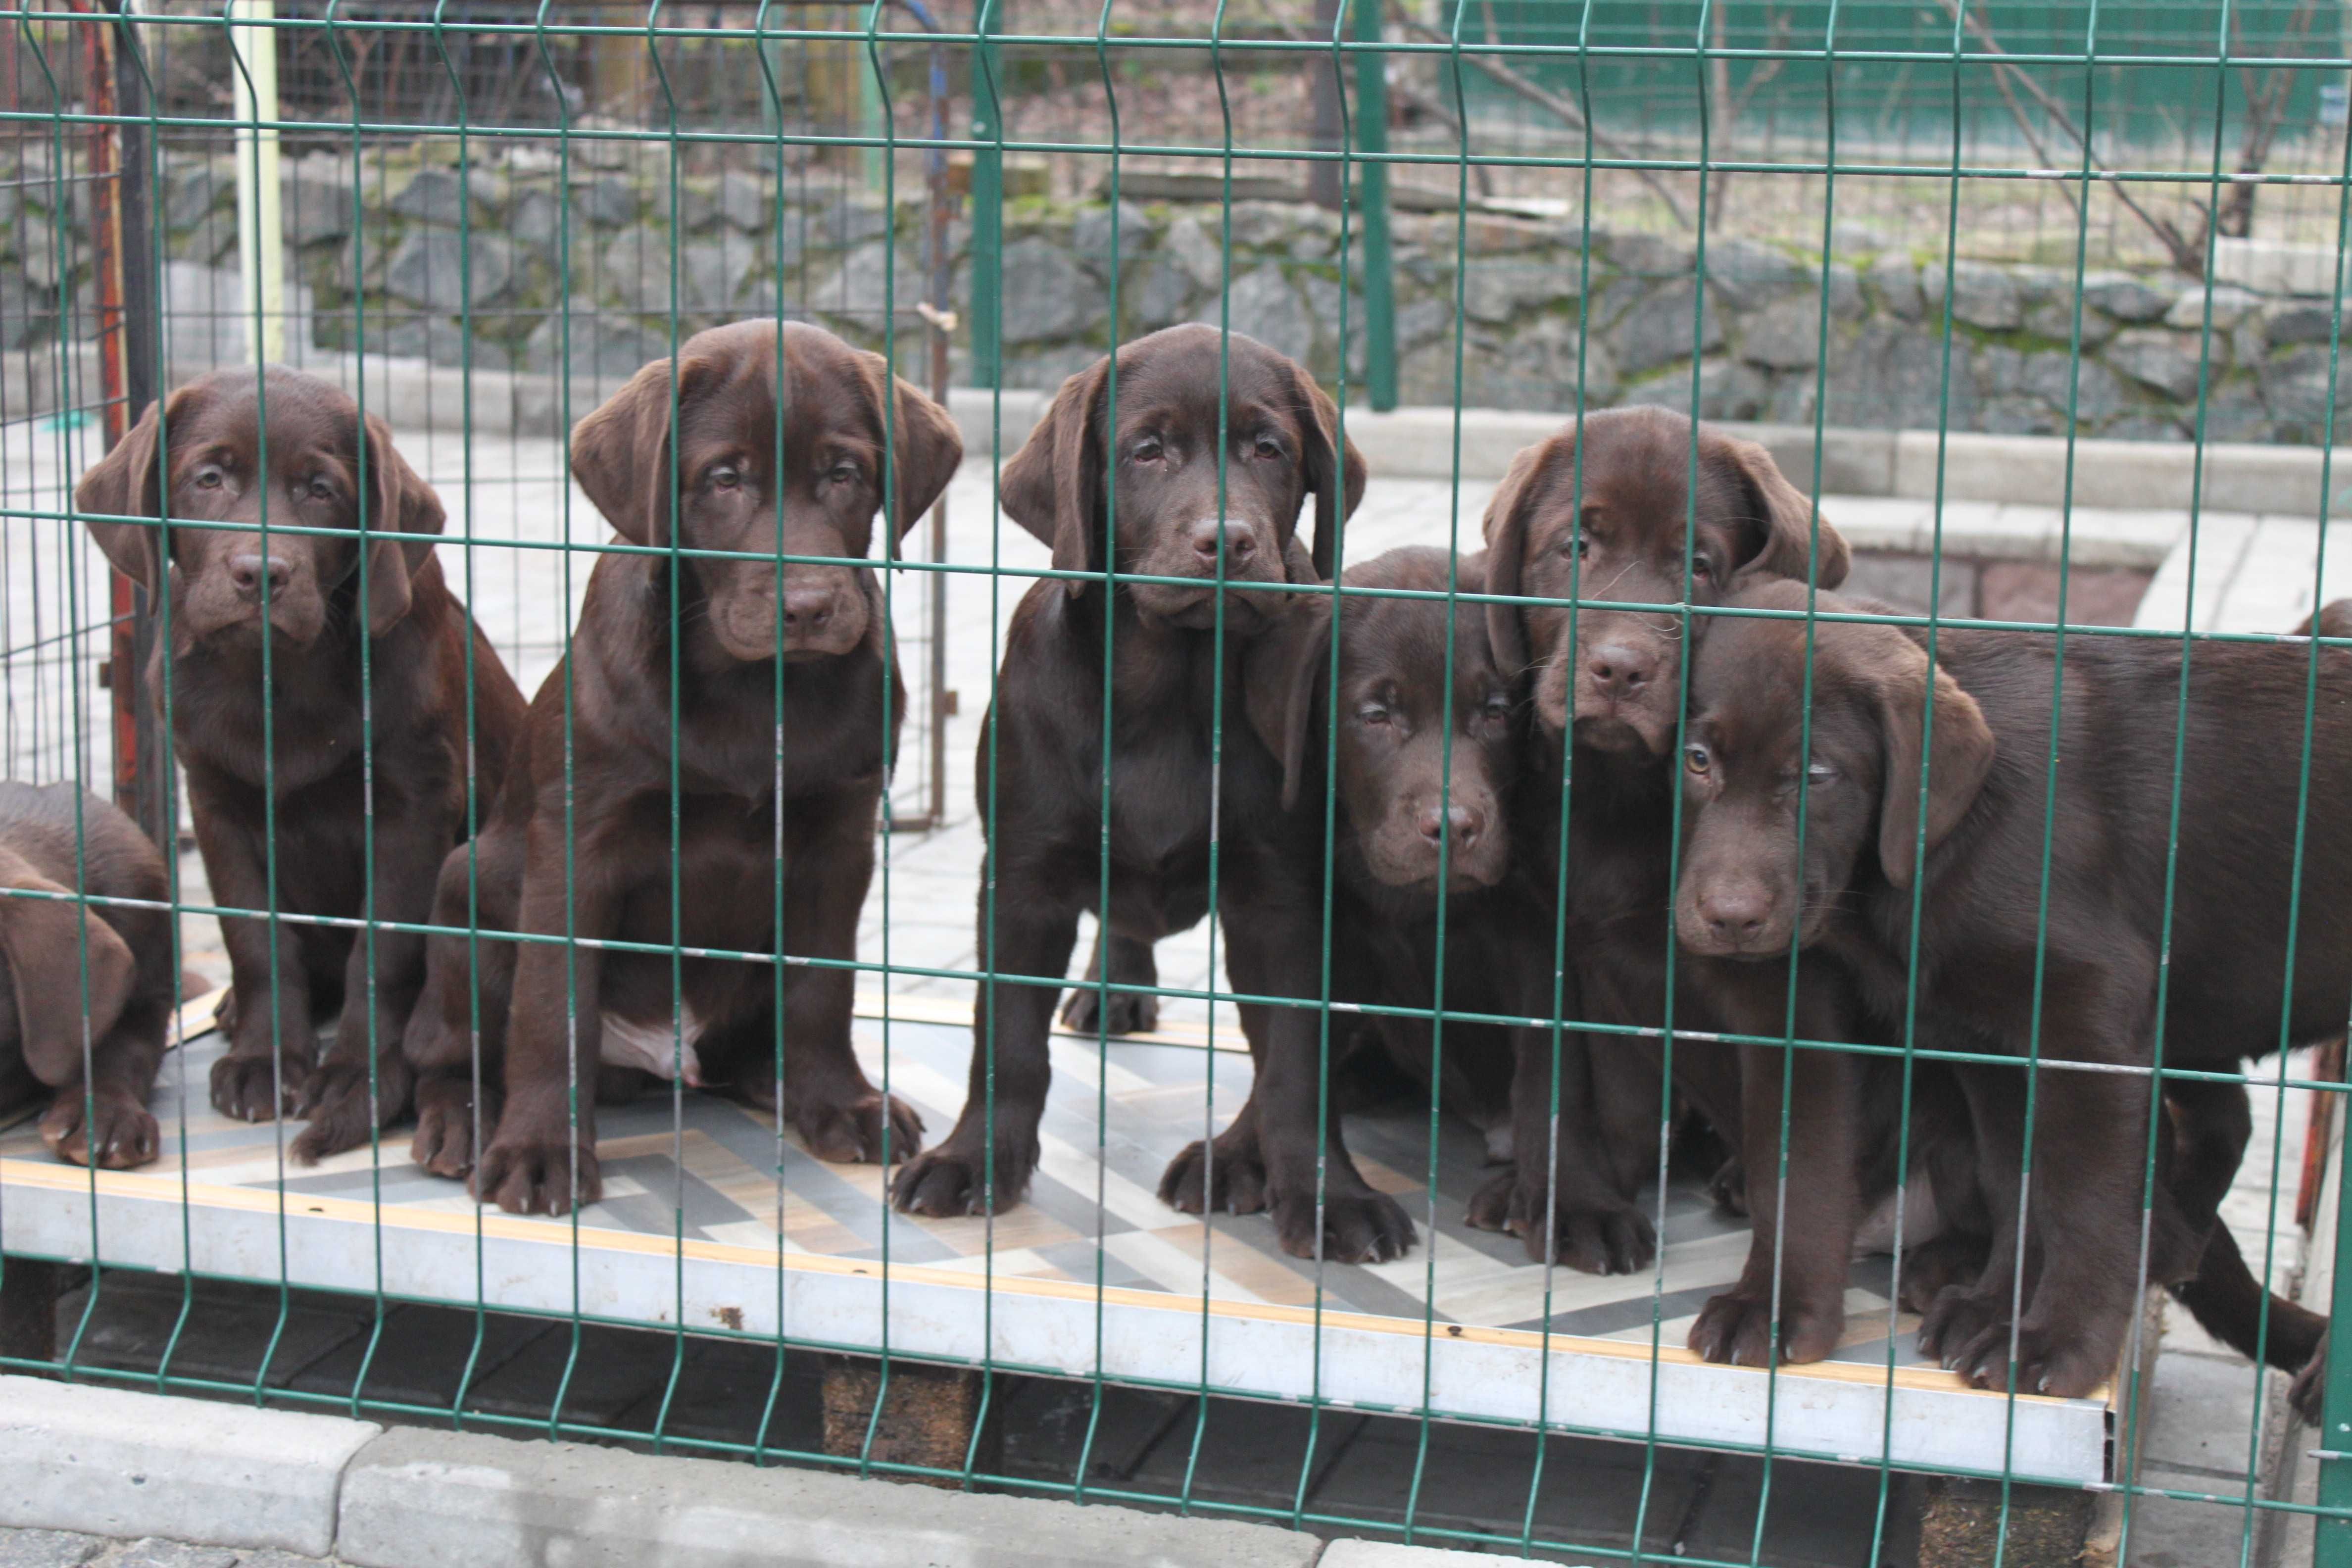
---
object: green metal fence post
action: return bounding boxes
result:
[968,9,1004,390]
[1352,0,1397,411]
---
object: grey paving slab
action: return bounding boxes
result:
[111,1544,238,1568]
[0,1531,103,1568]
[0,1376,377,1557]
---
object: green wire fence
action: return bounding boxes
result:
[0,2,2346,1564]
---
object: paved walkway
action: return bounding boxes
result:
[0,1530,336,1568]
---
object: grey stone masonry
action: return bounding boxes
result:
[0,137,2310,445]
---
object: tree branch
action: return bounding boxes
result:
[1395,12,1693,228]
[1929,0,2207,275]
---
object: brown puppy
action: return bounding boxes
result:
[1676,578,2352,1396]
[1479,406,1849,1279]
[0,784,175,1168]
[891,324,1366,1236]
[1149,546,1528,1260]
[403,319,962,1216]
[78,367,526,1163]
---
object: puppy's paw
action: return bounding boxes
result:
[40,1088,159,1170]
[1895,1233,1989,1315]
[1688,1290,1842,1367]
[410,1083,490,1179]
[1918,1283,2006,1367]
[291,1057,411,1165]
[1060,987,1157,1037]
[1709,1155,1750,1217]
[890,1128,1039,1217]
[1271,1186,1416,1265]
[793,1090,925,1166]
[210,1051,307,1123]
[1466,1168,1656,1275]
[1690,1290,1777,1367]
[473,1135,600,1216]
[2291,1336,2330,1425]
[1957,1319,2114,1400]
[1158,1124,1267,1216]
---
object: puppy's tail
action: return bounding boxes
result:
[2167,1222,2329,1407]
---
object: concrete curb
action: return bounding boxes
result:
[0,1377,379,1557]
[0,1378,1508,1568]
[1322,1542,1593,1567]
[334,1425,1321,1568]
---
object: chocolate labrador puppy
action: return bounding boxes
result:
[0,784,175,1168]
[402,319,961,1216]
[78,366,526,1163]
[1675,577,2352,1397]
[1151,546,1529,1260]
[1479,407,1850,1278]
[891,325,1366,1237]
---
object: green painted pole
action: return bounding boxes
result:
[1352,0,1397,411]
[968,10,1004,390]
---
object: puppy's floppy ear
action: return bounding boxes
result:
[357,414,447,636]
[1478,429,1571,681]
[1000,357,1112,599]
[571,353,715,548]
[1242,589,1336,813]
[0,852,137,1088]
[75,391,187,604]
[854,353,964,542]
[1716,434,1851,588]
[1864,626,1995,888]
[1287,367,1366,586]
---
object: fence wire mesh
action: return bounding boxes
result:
[0,3,2349,1565]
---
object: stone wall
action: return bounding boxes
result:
[7,141,2341,446]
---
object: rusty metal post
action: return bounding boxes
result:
[88,3,166,848]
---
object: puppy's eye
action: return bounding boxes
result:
[1806,762,1837,786]
[193,465,226,490]
[1131,438,1163,464]
[1685,742,1712,775]
[1480,693,1512,724]
[711,464,742,491]
[1564,529,1590,559]
[1690,558,1715,585]
[305,476,336,502]
[1357,702,1391,728]
[1252,436,1283,461]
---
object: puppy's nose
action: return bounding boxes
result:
[1187,519,1257,568]
[1695,886,1769,945]
[1416,803,1484,849]
[228,553,292,600]
[1585,642,1655,700]
[780,587,834,632]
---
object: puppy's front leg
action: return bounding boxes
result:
[404,830,521,1179]
[192,770,318,1122]
[1224,904,1414,1265]
[292,782,449,1162]
[1688,960,1862,1368]
[775,779,923,1165]
[473,817,614,1215]
[1158,996,1269,1217]
[889,864,1076,1216]
[1468,1025,1656,1275]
